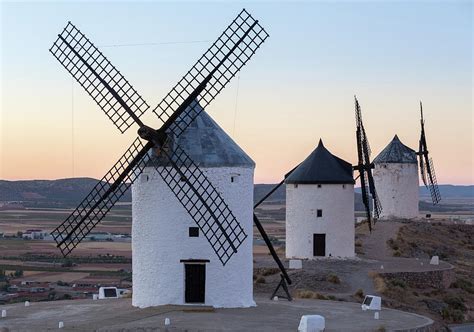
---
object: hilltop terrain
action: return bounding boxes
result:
[1,178,472,211]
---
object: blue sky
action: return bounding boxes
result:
[1,1,472,184]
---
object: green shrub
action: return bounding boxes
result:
[441,307,464,323]
[390,278,407,289]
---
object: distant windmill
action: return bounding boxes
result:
[256,97,381,265]
[50,9,270,308]
[373,102,441,220]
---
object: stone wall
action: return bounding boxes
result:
[382,267,455,289]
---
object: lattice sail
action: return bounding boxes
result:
[154,9,269,138]
[153,144,247,265]
[355,96,382,228]
[50,22,149,133]
[52,139,153,256]
[418,102,441,205]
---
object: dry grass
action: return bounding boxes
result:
[368,271,387,293]
[326,273,341,284]
[295,289,333,300]
[354,288,364,299]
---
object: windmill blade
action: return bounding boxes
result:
[52,138,153,256]
[154,9,269,138]
[417,102,441,205]
[50,22,149,133]
[354,96,382,229]
[152,144,247,265]
[425,157,441,204]
[366,171,382,218]
[359,170,372,231]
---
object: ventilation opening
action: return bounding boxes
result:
[317,184,322,188]
[317,209,322,217]
[189,227,199,237]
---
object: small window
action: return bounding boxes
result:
[230,173,240,183]
[317,209,322,217]
[294,184,298,188]
[141,174,149,183]
[189,227,199,237]
[342,184,346,189]
[317,184,322,188]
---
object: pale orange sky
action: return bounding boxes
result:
[1,2,473,185]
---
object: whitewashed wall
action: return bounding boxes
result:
[285,183,355,259]
[131,166,255,308]
[373,163,419,219]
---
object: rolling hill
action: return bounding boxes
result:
[0,178,472,210]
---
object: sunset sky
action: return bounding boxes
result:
[1,1,472,185]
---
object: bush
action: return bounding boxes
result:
[260,268,279,276]
[443,296,466,311]
[295,290,328,300]
[354,288,364,298]
[390,278,407,289]
[326,273,340,284]
[450,278,474,294]
[255,276,266,284]
[441,307,464,323]
[393,250,401,257]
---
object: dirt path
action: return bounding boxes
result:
[357,221,403,260]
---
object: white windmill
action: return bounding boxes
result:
[49,9,269,308]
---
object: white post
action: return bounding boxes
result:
[374,312,379,320]
[59,321,64,329]
[164,318,170,326]
[24,301,30,307]
[1,309,6,318]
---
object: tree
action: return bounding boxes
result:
[14,270,23,277]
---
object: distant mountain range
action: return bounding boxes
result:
[0,178,472,211]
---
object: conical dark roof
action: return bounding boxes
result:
[373,135,417,164]
[151,100,255,168]
[285,139,355,185]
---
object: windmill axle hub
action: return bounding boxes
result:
[137,125,167,147]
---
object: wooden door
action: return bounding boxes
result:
[313,233,326,257]
[185,264,205,303]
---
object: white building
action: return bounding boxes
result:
[373,135,419,220]
[131,101,255,308]
[285,139,355,259]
